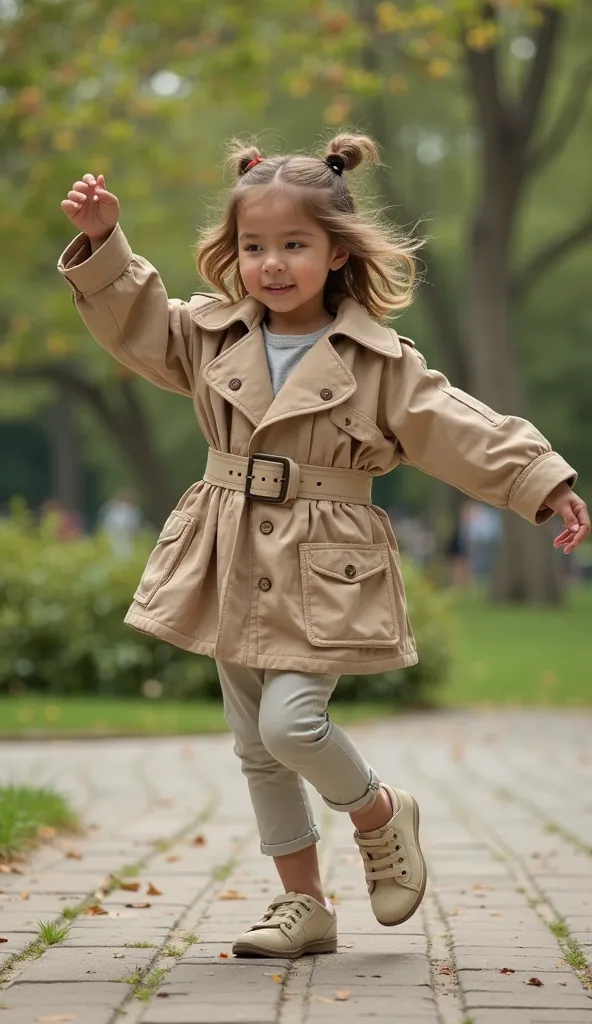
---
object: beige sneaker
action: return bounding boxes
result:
[354,785,427,927]
[232,892,337,958]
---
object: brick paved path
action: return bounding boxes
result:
[1,710,591,1023]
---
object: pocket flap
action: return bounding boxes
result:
[329,405,383,445]
[307,545,386,584]
[159,510,194,544]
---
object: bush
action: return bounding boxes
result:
[0,507,452,705]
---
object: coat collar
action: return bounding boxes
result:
[190,293,402,357]
[197,293,402,431]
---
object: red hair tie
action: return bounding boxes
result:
[245,156,264,172]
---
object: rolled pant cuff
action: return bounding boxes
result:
[322,769,381,813]
[260,827,320,858]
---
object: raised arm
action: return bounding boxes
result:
[58,173,198,396]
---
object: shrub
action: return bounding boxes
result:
[0,507,452,705]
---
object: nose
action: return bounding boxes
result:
[262,251,286,274]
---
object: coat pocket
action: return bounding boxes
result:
[299,543,399,648]
[329,404,384,445]
[134,510,198,606]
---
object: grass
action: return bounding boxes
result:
[0,696,395,737]
[547,918,592,986]
[441,584,592,705]
[37,920,70,945]
[0,785,78,860]
[0,587,590,740]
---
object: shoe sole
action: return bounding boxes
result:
[232,937,338,958]
[377,794,427,928]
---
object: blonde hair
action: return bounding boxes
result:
[196,133,420,320]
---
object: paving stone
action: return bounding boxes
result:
[14,945,155,982]
[2,712,592,1022]
[2,981,128,1005]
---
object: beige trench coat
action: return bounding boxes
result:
[58,225,576,676]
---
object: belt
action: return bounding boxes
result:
[204,449,372,505]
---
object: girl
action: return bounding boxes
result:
[58,134,589,959]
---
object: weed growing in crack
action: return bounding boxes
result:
[37,920,70,945]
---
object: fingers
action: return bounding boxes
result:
[61,198,82,219]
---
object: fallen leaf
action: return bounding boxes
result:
[269,974,282,983]
[491,912,503,917]
[147,883,162,896]
[0,938,8,943]
[113,953,125,959]
[192,835,206,846]
[165,855,181,863]
[218,890,247,900]
[84,904,108,916]
[526,977,543,986]
[125,902,151,909]
[439,965,455,975]
[37,826,56,840]
[156,991,169,998]
[35,1017,78,1023]
[65,850,82,860]
[218,952,229,958]
[119,882,141,892]
[500,968,516,974]
[21,892,30,901]
[334,989,350,1001]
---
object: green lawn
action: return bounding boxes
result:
[0,587,590,738]
[0,697,392,737]
[443,583,592,706]
[0,785,78,860]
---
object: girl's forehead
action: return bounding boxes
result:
[237,189,319,233]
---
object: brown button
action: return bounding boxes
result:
[260,521,274,535]
[344,564,357,579]
[258,577,272,592]
[229,378,242,391]
[320,388,333,401]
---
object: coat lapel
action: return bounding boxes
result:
[195,293,402,430]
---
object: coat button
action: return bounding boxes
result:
[344,564,357,579]
[260,521,274,535]
[258,577,272,592]
[320,388,333,401]
[229,378,242,391]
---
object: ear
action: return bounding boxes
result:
[330,244,349,272]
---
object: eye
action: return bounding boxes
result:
[244,243,262,252]
[286,241,304,250]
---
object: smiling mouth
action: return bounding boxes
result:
[264,284,295,292]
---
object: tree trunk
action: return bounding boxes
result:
[112,380,176,527]
[46,387,83,513]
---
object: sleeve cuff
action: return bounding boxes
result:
[57,223,133,297]
[508,451,578,525]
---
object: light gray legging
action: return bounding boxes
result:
[216,661,380,857]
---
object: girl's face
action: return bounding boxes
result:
[237,190,348,317]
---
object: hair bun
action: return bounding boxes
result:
[226,141,264,179]
[326,133,380,173]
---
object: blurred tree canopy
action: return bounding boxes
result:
[0,0,590,599]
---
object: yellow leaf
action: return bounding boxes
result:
[335,989,350,1000]
[218,890,247,900]
[388,74,408,95]
[323,96,351,126]
[426,58,451,79]
[84,904,108,916]
[147,883,162,896]
[52,131,75,153]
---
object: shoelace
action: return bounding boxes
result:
[357,826,409,882]
[256,894,313,932]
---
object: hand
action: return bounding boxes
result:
[61,172,120,242]
[543,482,591,554]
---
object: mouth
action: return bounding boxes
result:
[264,284,295,294]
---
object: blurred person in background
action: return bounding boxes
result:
[97,487,144,556]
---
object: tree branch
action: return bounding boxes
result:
[511,211,592,302]
[519,4,563,146]
[3,362,122,434]
[528,59,592,173]
[463,3,507,164]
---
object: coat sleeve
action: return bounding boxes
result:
[57,225,200,396]
[379,342,577,525]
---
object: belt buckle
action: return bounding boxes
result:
[245,453,294,504]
